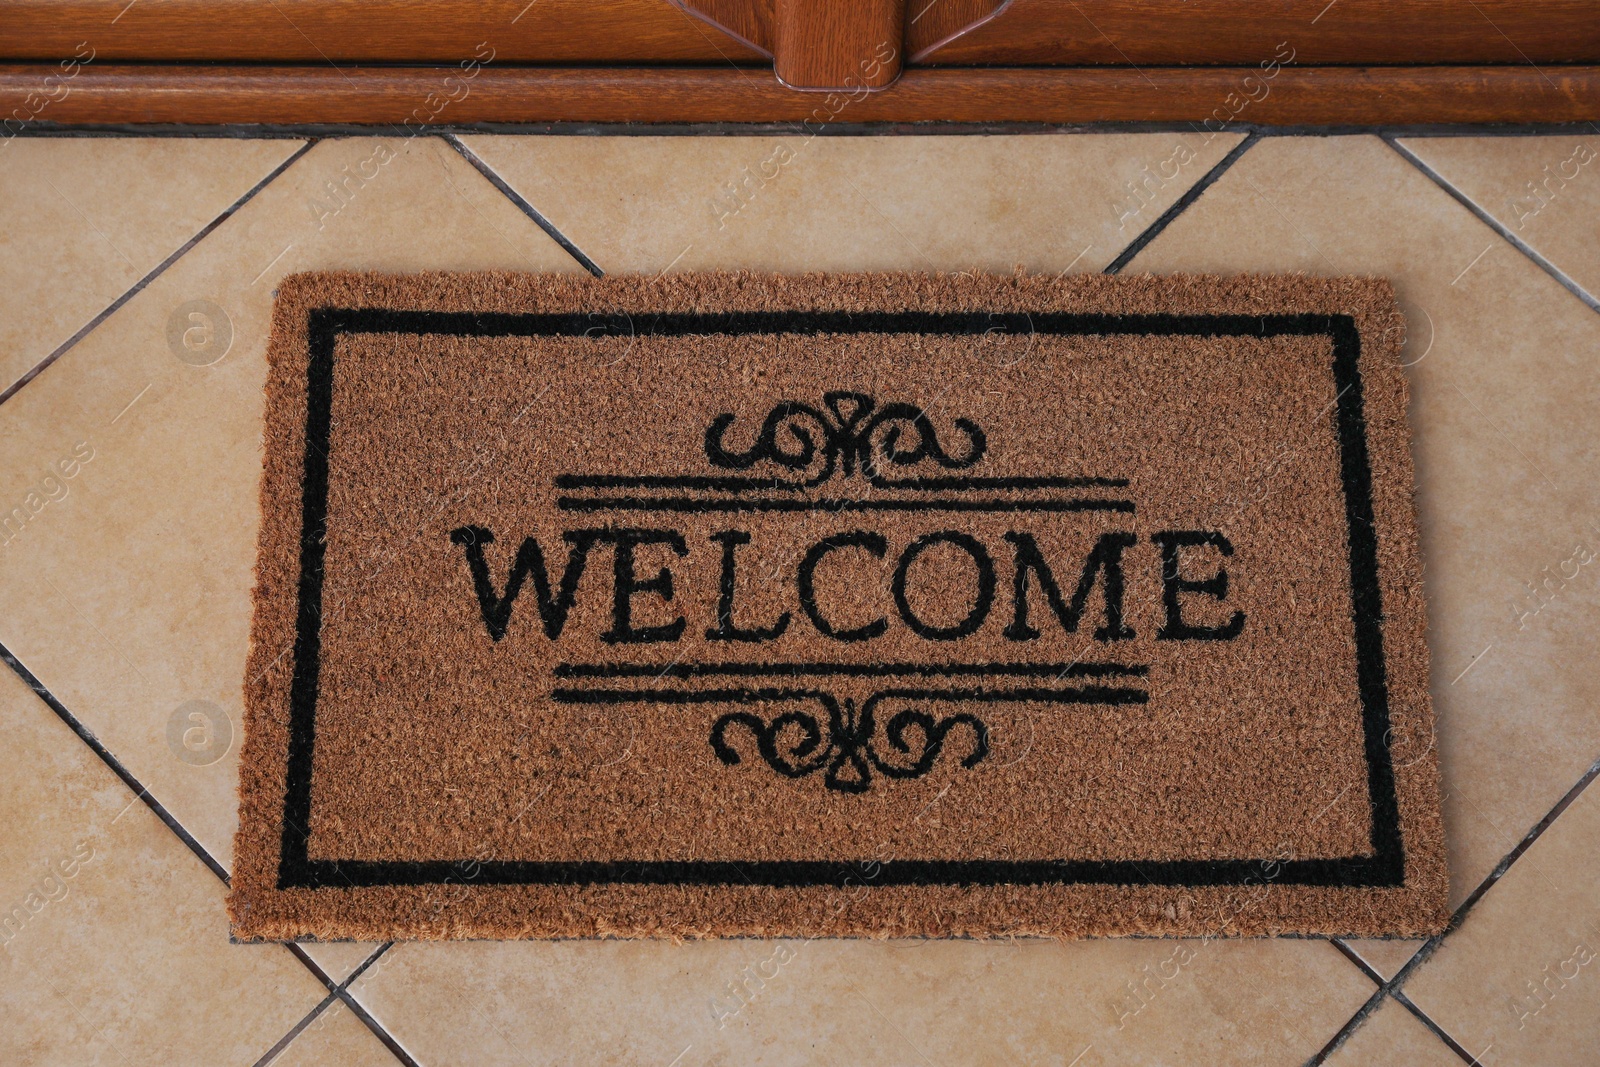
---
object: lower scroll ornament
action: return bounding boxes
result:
[710,691,989,794]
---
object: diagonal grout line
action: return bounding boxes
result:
[339,941,397,986]
[256,940,403,1067]
[1304,984,1481,1067]
[1305,749,1600,1064]
[0,138,317,409]
[0,638,418,1062]
[333,984,424,1067]
[1104,132,1260,274]
[1329,939,1387,988]
[279,942,385,997]
[1383,136,1600,314]
[1304,984,1388,1065]
[1328,942,1477,1064]
[1392,990,1490,1065]
[264,943,415,1066]
[0,640,230,884]
[1407,750,1600,978]
[250,990,341,1067]
[443,134,605,276]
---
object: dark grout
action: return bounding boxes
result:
[0,138,318,410]
[1303,984,1388,1065]
[1103,132,1259,274]
[1305,751,1600,1064]
[442,133,606,276]
[345,941,398,985]
[284,942,344,996]
[1383,135,1600,314]
[0,641,233,885]
[1329,939,1387,988]
[249,990,341,1067]
[333,984,424,1067]
[252,943,412,1067]
[1387,752,1600,991]
[1392,990,1488,1065]
[1,640,417,1062]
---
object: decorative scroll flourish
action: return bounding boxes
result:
[703,390,987,488]
[710,692,989,794]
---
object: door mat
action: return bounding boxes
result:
[230,270,1448,941]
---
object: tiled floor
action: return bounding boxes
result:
[0,128,1595,1066]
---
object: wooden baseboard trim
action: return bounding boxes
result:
[3,64,1597,128]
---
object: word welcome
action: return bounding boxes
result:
[450,525,1245,645]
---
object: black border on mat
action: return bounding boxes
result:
[274,307,1405,891]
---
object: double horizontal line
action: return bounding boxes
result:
[552,662,1152,706]
[557,496,1132,513]
[555,473,1129,491]
[554,661,1147,680]
[556,474,1134,514]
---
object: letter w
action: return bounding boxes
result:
[449,526,605,640]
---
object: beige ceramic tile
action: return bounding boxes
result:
[350,937,1370,1066]
[1398,134,1600,302]
[459,131,1246,273]
[0,133,582,908]
[0,663,327,1066]
[301,941,384,985]
[268,1000,400,1067]
[1130,135,1600,910]
[1340,938,1425,981]
[1322,997,1462,1067]
[0,136,305,393]
[1403,779,1600,1066]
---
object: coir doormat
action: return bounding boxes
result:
[230,270,1447,941]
